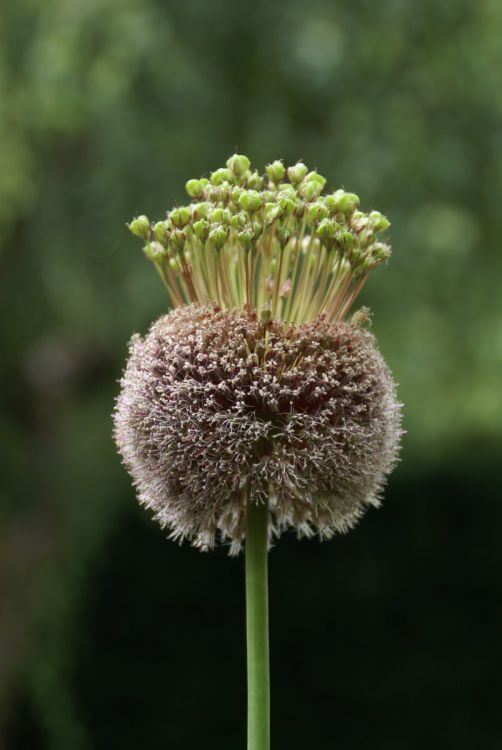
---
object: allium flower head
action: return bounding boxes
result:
[116,155,402,551]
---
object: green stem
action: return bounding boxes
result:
[246,499,270,750]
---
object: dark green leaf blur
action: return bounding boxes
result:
[1,0,501,748]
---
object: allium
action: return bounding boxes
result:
[114,154,403,750]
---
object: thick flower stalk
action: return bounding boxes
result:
[114,155,402,750]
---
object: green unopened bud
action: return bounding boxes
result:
[287,162,309,184]
[211,168,234,186]
[316,218,336,241]
[336,229,354,253]
[299,180,322,201]
[266,160,286,183]
[294,201,306,218]
[209,225,228,249]
[372,242,391,262]
[144,241,165,261]
[252,220,263,238]
[231,186,243,204]
[306,171,327,190]
[192,201,212,219]
[359,230,375,248]
[185,179,204,198]
[350,211,368,231]
[210,207,232,224]
[279,196,296,215]
[261,190,276,203]
[263,203,282,225]
[277,184,296,197]
[337,191,360,213]
[208,186,225,203]
[337,230,354,253]
[170,207,191,228]
[170,228,186,251]
[128,215,150,240]
[193,219,210,241]
[308,202,329,222]
[368,210,391,233]
[239,190,263,212]
[226,154,251,176]
[154,221,169,244]
[230,212,248,230]
[245,171,263,190]
[237,228,254,251]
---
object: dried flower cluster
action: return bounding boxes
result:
[114,304,402,552]
[116,155,402,551]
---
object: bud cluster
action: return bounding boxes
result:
[128,155,392,325]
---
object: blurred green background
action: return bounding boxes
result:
[1,0,501,748]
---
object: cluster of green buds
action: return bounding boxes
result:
[128,155,391,324]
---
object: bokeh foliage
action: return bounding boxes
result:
[1,0,501,748]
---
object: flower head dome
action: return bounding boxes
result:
[116,155,402,552]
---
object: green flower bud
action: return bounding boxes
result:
[307,202,329,222]
[144,241,166,261]
[306,171,327,190]
[231,186,243,204]
[128,215,150,240]
[252,220,263,238]
[209,225,228,249]
[239,190,263,212]
[372,242,391,262]
[210,207,232,224]
[287,162,309,184]
[237,228,254,251]
[350,211,368,231]
[170,207,191,228]
[185,179,204,198]
[192,201,212,219]
[359,230,376,248]
[316,218,336,243]
[230,212,248,230]
[193,219,210,242]
[245,171,263,190]
[154,221,169,244]
[279,196,296,215]
[266,160,286,183]
[368,210,391,233]
[208,186,224,203]
[277,184,297,197]
[261,190,276,204]
[336,230,354,253]
[211,168,234,186]
[337,191,360,214]
[170,228,186,251]
[226,154,251,176]
[294,201,306,218]
[276,226,292,247]
[263,203,282,225]
[299,180,322,201]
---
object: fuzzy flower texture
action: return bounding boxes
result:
[115,155,402,552]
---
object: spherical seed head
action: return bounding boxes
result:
[114,305,402,554]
